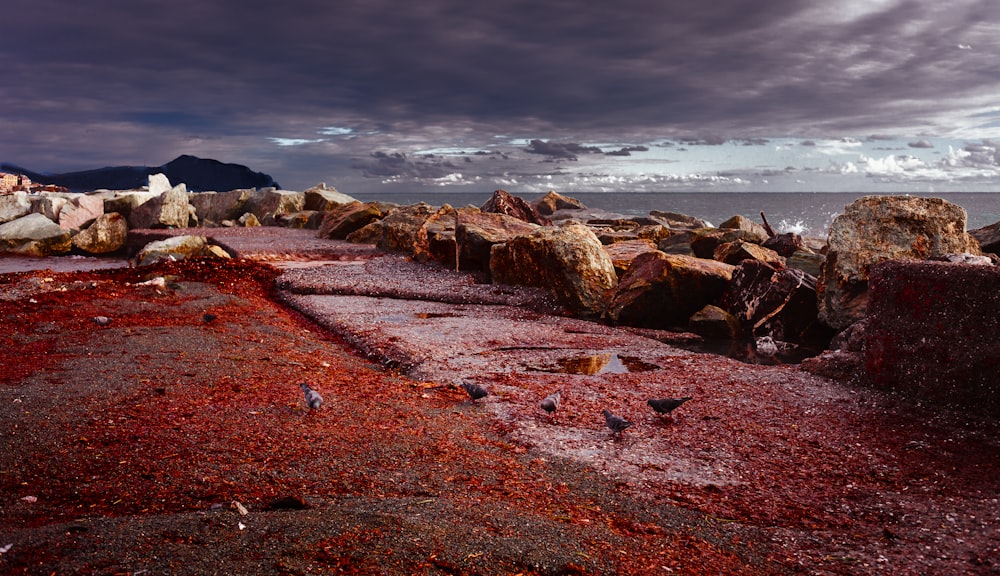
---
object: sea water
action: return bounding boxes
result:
[350,191,1000,238]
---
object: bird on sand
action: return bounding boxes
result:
[647,397,692,417]
[602,409,633,433]
[202,312,217,323]
[460,381,488,402]
[300,383,323,410]
[540,391,561,415]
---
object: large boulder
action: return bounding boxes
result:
[607,251,734,329]
[0,191,32,224]
[453,209,539,272]
[147,173,172,195]
[30,193,70,222]
[533,190,587,216]
[490,224,617,318]
[243,189,305,225]
[0,213,72,256]
[865,260,1000,416]
[317,201,389,240]
[188,189,254,225]
[818,195,981,330]
[726,260,831,348]
[101,191,161,220]
[58,194,105,231]
[602,239,658,277]
[302,183,357,211]
[128,184,193,229]
[369,203,437,253]
[71,212,128,254]
[481,189,551,226]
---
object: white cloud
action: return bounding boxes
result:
[268,137,324,147]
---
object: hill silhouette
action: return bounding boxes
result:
[2,155,279,192]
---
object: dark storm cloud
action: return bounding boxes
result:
[351,151,459,179]
[2,0,1000,187]
[523,140,603,160]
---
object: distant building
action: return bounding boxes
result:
[0,172,34,192]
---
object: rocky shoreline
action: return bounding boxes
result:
[2,178,1000,573]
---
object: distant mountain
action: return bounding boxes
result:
[1,155,280,192]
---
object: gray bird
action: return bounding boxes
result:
[602,409,633,433]
[203,313,217,323]
[647,397,692,416]
[300,383,323,410]
[460,381,488,402]
[540,392,561,415]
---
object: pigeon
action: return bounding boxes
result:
[203,312,217,323]
[300,383,323,410]
[459,381,488,402]
[540,391,561,415]
[602,409,633,433]
[91,316,111,326]
[647,397,692,416]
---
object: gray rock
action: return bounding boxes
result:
[58,194,105,231]
[133,235,231,266]
[129,184,193,229]
[147,173,172,195]
[302,183,357,211]
[0,213,72,256]
[0,191,32,224]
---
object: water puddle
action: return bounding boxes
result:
[532,352,660,375]
[414,312,460,319]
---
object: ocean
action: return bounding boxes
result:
[348,191,1000,239]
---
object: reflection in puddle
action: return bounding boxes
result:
[537,353,660,375]
[414,312,460,319]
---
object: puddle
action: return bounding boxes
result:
[414,312,460,319]
[0,255,129,274]
[533,353,660,375]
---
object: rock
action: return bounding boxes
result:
[969,220,1000,255]
[800,350,864,381]
[688,304,741,340]
[0,191,32,224]
[593,227,639,245]
[726,259,831,348]
[101,191,161,220]
[718,215,770,244]
[71,212,128,254]
[128,184,193,229]
[636,224,672,245]
[762,232,806,257]
[481,189,551,226]
[691,228,755,259]
[818,195,981,330]
[865,259,1000,416]
[607,252,734,329]
[713,240,785,267]
[0,213,73,256]
[490,224,617,318]
[147,173,172,195]
[317,201,388,240]
[533,190,587,215]
[277,210,321,229]
[302,183,357,211]
[453,209,539,272]
[602,239,658,276]
[657,230,696,256]
[358,202,437,254]
[188,189,254,225]
[29,193,70,222]
[58,194,105,231]
[929,252,994,265]
[785,249,825,278]
[237,212,261,227]
[648,210,711,230]
[133,235,231,266]
[243,189,305,225]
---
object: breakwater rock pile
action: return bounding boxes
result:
[2,176,998,414]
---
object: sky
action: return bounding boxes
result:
[4,0,1000,195]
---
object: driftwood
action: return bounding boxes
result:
[760,211,777,238]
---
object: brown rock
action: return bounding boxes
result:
[302,183,356,211]
[818,195,981,330]
[490,224,617,318]
[648,210,711,230]
[608,252,734,329]
[533,190,587,216]
[454,209,539,272]
[481,189,551,226]
[602,239,658,277]
[717,215,769,244]
[689,304,741,341]
[72,213,128,254]
[727,260,831,347]
[318,201,390,240]
[713,240,785,267]
[763,232,806,257]
[969,219,1000,255]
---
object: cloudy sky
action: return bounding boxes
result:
[4,0,1000,194]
